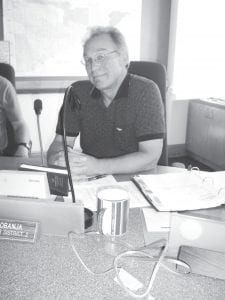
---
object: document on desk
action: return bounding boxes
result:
[132,172,225,211]
[64,177,150,211]
[73,175,117,187]
[118,181,150,208]
[194,170,225,192]
[64,175,117,210]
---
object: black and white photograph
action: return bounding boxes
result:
[0,0,225,299]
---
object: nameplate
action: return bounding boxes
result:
[0,197,84,236]
[0,218,39,243]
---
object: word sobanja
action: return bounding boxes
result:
[0,222,22,230]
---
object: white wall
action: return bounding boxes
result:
[18,93,63,152]
[167,98,189,145]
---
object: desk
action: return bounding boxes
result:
[1,157,225,299]
[0,155,42,170]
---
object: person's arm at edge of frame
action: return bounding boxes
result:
[4,81,31,157]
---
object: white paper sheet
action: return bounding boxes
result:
[118,181,150,208]
[73,174,117,187]
[142,208,171,232]
[64,175,117,210]
[136,172,225,211]
[64,179,150,211]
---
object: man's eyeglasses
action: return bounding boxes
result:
[81,50,117,67]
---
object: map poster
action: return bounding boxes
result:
[0,41,10,63]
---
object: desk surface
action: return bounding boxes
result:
[1,157,225,299]
[0,155,43,170]
[1,209,225,300]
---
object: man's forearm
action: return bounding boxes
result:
[97,151,159,175]
[69,139,163,176]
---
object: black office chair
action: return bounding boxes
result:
[128,61,168,166]
[0,62,18,155]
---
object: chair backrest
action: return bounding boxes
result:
[0,63,16,87]
[0,63,17,155]
[128,61,168,166]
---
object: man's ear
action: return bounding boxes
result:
[120,51,129,68]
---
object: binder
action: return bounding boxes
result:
[132,170,225,212]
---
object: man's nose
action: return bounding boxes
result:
[89,59,101,70]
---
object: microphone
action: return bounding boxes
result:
[34,99,45,166]
[62,86,93,228]
[34,99,42,115]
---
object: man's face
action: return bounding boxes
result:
[83,34,127,91]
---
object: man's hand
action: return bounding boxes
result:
[14,145,29,157]
[68,152,100,176]
[47,135,163,176]
[50,148,100,176]
[49,149,66,167]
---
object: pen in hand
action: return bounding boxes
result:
[87,175,107,181]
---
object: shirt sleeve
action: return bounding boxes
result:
[4,81,23,122]
[56,88,80,137]
[135,80,165,142]
[3,80,30,143]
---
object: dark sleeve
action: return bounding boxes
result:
[135,80,165,142]
[56,88,80,137]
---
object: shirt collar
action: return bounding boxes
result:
[90,73,130,100]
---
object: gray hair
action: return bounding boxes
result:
[82,26,129,63]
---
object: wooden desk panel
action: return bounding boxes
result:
[179,246,225,281]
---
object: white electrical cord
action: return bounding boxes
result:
[68,231,133,275]
[68,232,191,299]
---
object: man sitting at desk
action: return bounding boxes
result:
[47,26,165,176]
[0,75,31,157]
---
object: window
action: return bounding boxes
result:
[171,0,225,100]
[3,0,142,78]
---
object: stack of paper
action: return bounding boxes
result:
[133,171,225,211]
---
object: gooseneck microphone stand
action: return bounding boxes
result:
[62,86,76,203]
[62,86,93,228]
[34,99,45,166]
